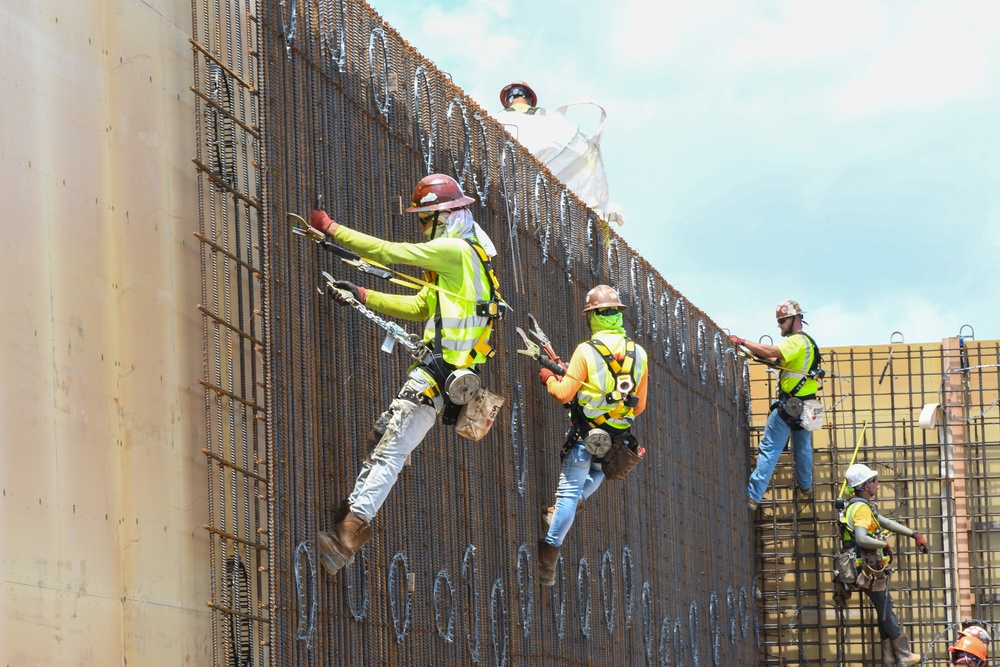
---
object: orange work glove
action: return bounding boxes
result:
[539,368,556,385]
[913,531,929,554]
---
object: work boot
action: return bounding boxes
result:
[890,633,921,666]
[880,637,896,667]
[538,540,560,587]
[317,511,373,578]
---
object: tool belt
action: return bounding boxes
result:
[771,391,819,431]
[854,546,891,591]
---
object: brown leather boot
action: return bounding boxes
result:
[880,637,896,667]
[890,633,921,666]
[538,540,560,587]
[317,511,373,578]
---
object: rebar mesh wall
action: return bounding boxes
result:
[750,338,1000,666]
[192,0,758,665]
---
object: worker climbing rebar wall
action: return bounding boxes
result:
[749,337,1000,666]
[192,0,758,666]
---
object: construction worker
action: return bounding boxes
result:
[500,81,543,115]
[730,299,821,510]
[536,285,648,586]
[308,173,502,578]
[839,463,930,666]
[949,630,989,666]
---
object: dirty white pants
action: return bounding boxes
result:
[347,370,442,523]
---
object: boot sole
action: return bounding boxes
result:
[319,549,354,577]
[539,578,555,587]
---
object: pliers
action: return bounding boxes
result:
[515,327,566,375]
[289,213,392,280]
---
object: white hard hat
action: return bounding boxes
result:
[845,463,878,489]
[960,625,991,645]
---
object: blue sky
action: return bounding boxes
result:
[370,0,999,347]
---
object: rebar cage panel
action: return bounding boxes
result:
[750,338,1000,666]
[192,0,761,665]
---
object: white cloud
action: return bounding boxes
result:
[834,4,994,118]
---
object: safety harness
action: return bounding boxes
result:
[838,497,892,589]
[422,239,503,404]
[785,332,823,398]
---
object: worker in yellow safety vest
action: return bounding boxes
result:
[536,285,649,586]
[308,173,502,578]
[730,299,822,510]
[838,463,930,666]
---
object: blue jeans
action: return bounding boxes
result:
[544,442,605,548]
[348,369,444,523]
[746,408,813,504]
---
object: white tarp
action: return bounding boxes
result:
[496,101,624,226]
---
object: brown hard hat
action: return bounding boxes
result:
[406,173,475,213]
[583,284,625,312]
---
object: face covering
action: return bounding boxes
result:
[589,310,625,334]
[422,210,449,240]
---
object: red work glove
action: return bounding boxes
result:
[913,531,929,554]
[309,210,340,236]
[729,335,746,346]
[539,368,556,385]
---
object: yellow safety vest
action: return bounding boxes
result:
[576,332,647,430]
[422,240,500,370]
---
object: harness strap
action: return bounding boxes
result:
[588,338,637,404]
[788,332,822,397]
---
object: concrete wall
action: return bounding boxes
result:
[0,1,210,663]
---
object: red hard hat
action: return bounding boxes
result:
[950,634,988,661]
[500,81,537,108]
[405,174,475,213]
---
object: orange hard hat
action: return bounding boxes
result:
[950,634,988,661]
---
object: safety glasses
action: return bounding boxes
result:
[952,652,985,666]
[505,88,528,104]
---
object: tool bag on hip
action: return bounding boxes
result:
[454,387,505,441]
[833,547,859,587]
[600,431,644,480]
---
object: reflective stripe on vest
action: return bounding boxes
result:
[422,240,498,369]
[577,332,647,429]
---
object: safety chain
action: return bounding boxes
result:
[577,557,591,639]
[387,552,412,644]
[709,592,721,666]
[641,582,654,661]
[689,600,701,667]
[550,556,566,642]
[601,549,616,636]
[489,578,509,667]
[515,544,532,638]
[462,545,481,662]
[433,569,455,643]
[658,616,671,667]
[345,548,368,622]
[510,382,527,496]
[293,541,318,649]
[622,547,635,630]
